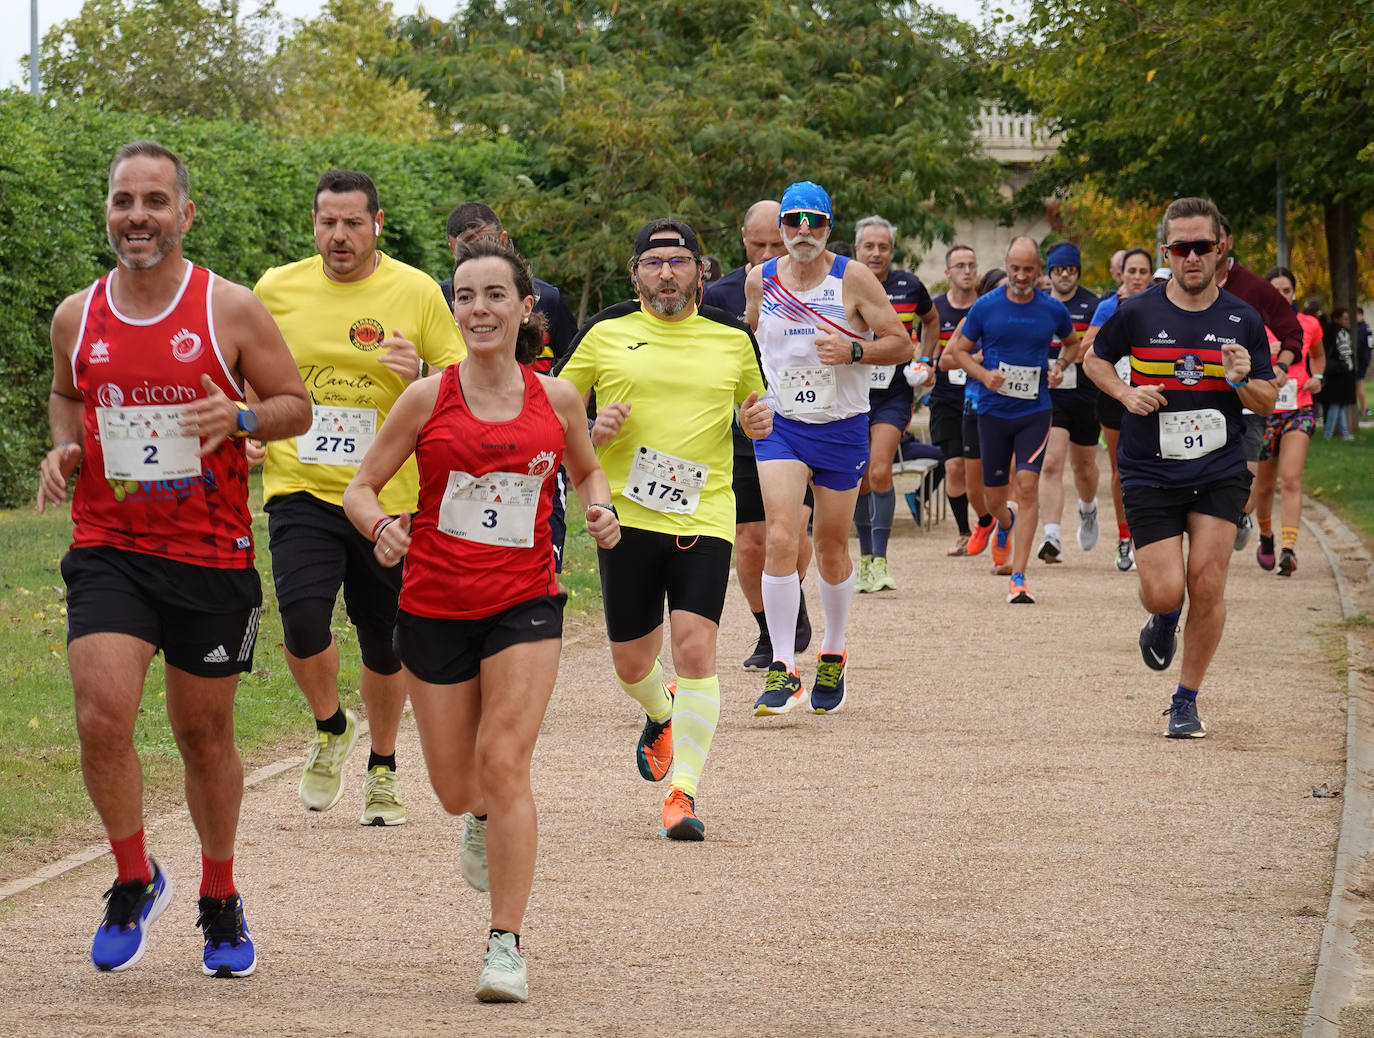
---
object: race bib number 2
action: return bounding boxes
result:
[298,405,377,466]
[97,404,199,480]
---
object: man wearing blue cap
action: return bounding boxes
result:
[1036,242,1105,565]
[744,181,910,716]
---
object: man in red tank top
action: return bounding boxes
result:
[37,141,310,978]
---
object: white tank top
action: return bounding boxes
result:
[757,255,873,423]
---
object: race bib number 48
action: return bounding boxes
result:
[97,404,199,480]
[626,446,707,515]
[298,405,377,466]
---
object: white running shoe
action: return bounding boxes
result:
[1077,506,1100,551]
[476,932,528,1003]
[460,813,489,892]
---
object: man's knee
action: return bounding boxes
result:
[280,597,335,659]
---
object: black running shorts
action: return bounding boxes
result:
[1123,471,1253,549]
[597,526,732,642]
[394,594,566,685]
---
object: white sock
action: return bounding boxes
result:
[818,570,855,655]
[761,572,800,672]
[1079,499,1098,516]
[1044,522,1060,540]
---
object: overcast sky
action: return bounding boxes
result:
[6,0,998,91]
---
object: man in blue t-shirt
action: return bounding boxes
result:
[945,237,1078,605]
[1084,196,1275,740]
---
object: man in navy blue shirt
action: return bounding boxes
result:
[1085,196,1275,739]
[945,237,1078,605]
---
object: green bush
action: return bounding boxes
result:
[0,92,526,507]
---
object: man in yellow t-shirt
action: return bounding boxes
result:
[254,169,465,826]
[555,219,772,842]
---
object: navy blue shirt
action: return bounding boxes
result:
[961,289,1073,419]
[929,292,973,407]
[1050,285,1102,404]
[702,265,748,323]
[1092,283,1273,488]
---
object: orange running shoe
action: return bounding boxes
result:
[661,787,705,841]
[990,502,1017,568]
[635,682,674,782]
[965,520,994,556]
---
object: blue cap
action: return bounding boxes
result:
[779,181,833,223]
[1046,242,1081,269]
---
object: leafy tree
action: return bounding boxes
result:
[40,0,280,120]
[268,0,443,142]
[393,0,1004,320]
[999,0,1373,316]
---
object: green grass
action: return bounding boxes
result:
[1300,417,1374,543]
[0,474,601,877]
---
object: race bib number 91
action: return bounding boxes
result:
[1159,408,1226,460]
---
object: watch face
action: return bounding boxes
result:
[238,406,258,433]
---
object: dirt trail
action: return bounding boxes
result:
[0,466,1352,1037]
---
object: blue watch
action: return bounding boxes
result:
[234,402,259,436]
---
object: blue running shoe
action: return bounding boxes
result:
[198,894,256,978]
[809,652,847,713]
[754,662,805,716]
[91,861,173,972]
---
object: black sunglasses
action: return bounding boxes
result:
[1163,240,1218,258]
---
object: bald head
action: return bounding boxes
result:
[1005,236,1041,301]
[741,200,783,267]
[1108,249,1126,285]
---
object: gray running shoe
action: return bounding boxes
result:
[1233,513,1254,551]
[476,932,528,1002]
[1163,696,1206,738]
[460,813,489,892]
[1077,506,1100,551]
[1037,534,1062,563]
[1115,539,1135,572]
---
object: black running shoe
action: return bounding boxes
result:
[795,593,812,653]
[743,634,772,671]
[1278,547,1297,577]
[1163,695,1206,738]
[1139,614,1177,671]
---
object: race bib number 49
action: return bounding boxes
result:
[298,405,377,466]
[97,404,199,480]
[777,365,837,416]
[626,446,707,515]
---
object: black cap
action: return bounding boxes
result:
[632,218,701,261]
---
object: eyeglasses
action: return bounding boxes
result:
[948,262,976,271]
[781,211,830,229]
[1049,266,1078,275]
[636,256,697,273]
[1163,240,1218,258]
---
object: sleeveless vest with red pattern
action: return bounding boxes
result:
[402,363,563,620]
[71,263,254,568]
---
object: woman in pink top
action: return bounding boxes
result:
[1253,266,1326,576]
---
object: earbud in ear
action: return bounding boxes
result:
[374,222,381,235]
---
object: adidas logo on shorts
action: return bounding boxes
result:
[203,645,230,664]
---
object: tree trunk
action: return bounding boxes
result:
[1324,198,1361,319]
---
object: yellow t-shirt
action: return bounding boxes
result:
[254,253,466,512]
[555,302,764,543]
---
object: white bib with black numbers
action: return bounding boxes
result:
[869,365,895,389]
[298,405,377,466]
[438,470,541,548]
[1275,380,1299,412]
[626,446,707,515]
[1159,409,1226,460]
[948,367,967,386]
[1057,364,1078,390]
[996,362,1040,400]
[777,365,837,416]
[97,404,199,480]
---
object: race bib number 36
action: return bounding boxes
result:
[1159,408,1226,460]
[97,404,199,480]
[997,362,1041,400]
[298,405,377,466]
[438,470,542,547]
[869,365,895,389]
[777,365,837,416]
[626,446,707,515]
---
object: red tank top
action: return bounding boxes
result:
[401,363,564,619]
[70,263,254,568]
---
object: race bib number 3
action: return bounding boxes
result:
[298,405,377,466]
[1159,408,1227,460]
[626,446,708,515]
[438,470,542,547]
[97,404,199,480]
[777,365,837,416]
[997,362,1041,400]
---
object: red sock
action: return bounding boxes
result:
[1117,522,1130,540]
[200,852,237,900]
[111,829,152,885]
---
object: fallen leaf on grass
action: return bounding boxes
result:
[1312,784,1342,798]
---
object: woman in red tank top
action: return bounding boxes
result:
[343,240,619,1003]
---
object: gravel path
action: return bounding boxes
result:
[0,463,1356,1037]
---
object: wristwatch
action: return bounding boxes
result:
[849,341,865,364]
[233,401,259,437]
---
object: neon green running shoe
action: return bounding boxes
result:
[360,765,407,826]
[298,708,358,811]
[460,813,489,892]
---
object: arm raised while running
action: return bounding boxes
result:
[342,374,442,565]
[542,375,620,549]
[814,261,910,367]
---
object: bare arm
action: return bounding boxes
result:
[37,293,88,512]
[342,376,442,564]
[945,324,1002,392]
[543,376,619,549]
[820,262,909,367]
[744,265,763,332]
